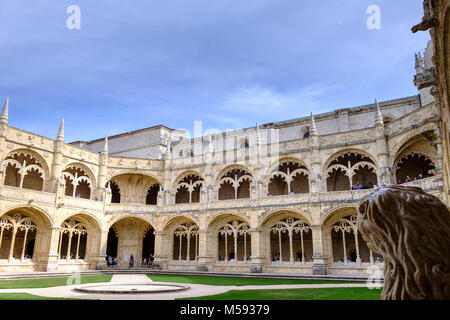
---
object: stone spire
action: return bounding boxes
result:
[415,52,424,74]
[102,135,109,154]
[57,118,64,141]
[310,113,317,136]
[374,99,383,126]
[0,97,9,125]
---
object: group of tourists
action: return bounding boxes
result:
[106,254,155,268]
[106,255,119,267]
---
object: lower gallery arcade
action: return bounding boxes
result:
[0,206,379,275]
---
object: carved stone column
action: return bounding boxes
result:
[93,229,109,269]
[196,228,215,271]
[153,230,168,270]
[311,225,329,275]
[249,227,266,273]
[41,226,62,272]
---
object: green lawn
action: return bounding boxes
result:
[0,275,112,289]
[178,287,382,300]
[0,293,80,300]
[147,274,359,286]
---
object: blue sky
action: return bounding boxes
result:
[0,0,430,142]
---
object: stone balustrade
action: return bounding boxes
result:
[0,174,444,216]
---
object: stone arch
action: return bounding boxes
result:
[324,149,378,191]
[161,215,199,262]
[217,165,253,200]
[207,213,251,263]
[392,130,438,183]
[3,149,49,191]
[266,159,310,195]
[215,164,254,183]
[107,173,161,204]
[0,205,53,228]
[261,210,313,264]
[5,149,51,181]
[106,215,155,230]
[172,170,205,189]
[58,212,103,232]
[206,212,250,230]
[62,163,96,199]
[105,170,162,185]
[390,123,436,156]
[0,206,53,264]
[261,208,312,228]
[173,171,204,204]
[162,215,198,231]
[321,206,357,228]
[320,206,373,264]
[105,215,155,265]
[57,213,102,262]
[64,162,97,189]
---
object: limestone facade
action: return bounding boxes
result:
[0,47,449,276]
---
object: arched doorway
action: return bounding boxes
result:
[106,217,154,266]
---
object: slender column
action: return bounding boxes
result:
[369,249,374,264]
[20,229,29,261]
[66,232,73,261]
[178,235,182,261]
[243,232,247,262]
[288,230,294,264]
[8,227,17,261]
[0,227,4,249]
[195,233,198,261]
[348,161,353,189]
[224,232,228,262]
[72,173,78,197]
[57,231,63,259]
[300,230,305,264]
[19,161,26,188]
[278,230,282,263]
[233,231,237,262]
[342,230,347,263]
[186,233,191,262]
[75,232,81,261]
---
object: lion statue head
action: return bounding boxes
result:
[357,185,450,300]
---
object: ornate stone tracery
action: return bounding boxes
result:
[175,174,203,204]
[173,222,199,262]
[218,220,250,263]
[326,151,378,191]
[58,219,88,261]
[2,152,45,191]
[331,215,373,265]
[0,214,37,262]
[269,160,309,195]
[270,217,311,264]
[219,168,252,200]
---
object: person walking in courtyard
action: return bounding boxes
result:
[107,255,112,268]
[129,254,134,269]
[149,253,154,268]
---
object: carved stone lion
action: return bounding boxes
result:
[357,185,450,300]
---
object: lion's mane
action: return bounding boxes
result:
[357,185,450,300]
